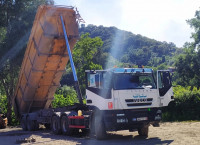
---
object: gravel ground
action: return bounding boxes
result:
[0,122,200,145]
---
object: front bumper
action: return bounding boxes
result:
[102,108,161,131]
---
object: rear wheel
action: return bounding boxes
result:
[51,115,61,134]
[61,115,73,135]
[138,125,149,137]
[95,112,107,140]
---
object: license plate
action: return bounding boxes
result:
[137,117,148,121]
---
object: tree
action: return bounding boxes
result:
[0,60,19,124]
[79,25,179,68]
[73,33,103,94]
[52,86,78,108]
[62,33,103,95]
[0,0,54,58]
[175,47,199,87]
[175,8,200,88]
[187,9,200,50]
[0,0,54,125]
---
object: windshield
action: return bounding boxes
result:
[113,73,156,90]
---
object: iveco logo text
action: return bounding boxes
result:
[133,99,147,102]
[133,95,147,98]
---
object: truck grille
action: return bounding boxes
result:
[125,98,153,107]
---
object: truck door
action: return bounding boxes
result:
[157,70,172,96]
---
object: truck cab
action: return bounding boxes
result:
[85,68,173,138]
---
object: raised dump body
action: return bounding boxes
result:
[14,5,79,118]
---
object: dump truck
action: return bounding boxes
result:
[13,5,174,140]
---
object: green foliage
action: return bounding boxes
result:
[0,0,54,59]
[0,0,54,125]
[156,63,169,70]
[0,27,6,43]
[162,86,200,121]
[79,25,180,68]
[104,55,122,69]
[10,108,19,126]
[52,86,78,108]
[0,95,19,125]
[0,95,7,114]
[73,33,103,69]
[61,33,103,95]
[187,9,200,50]
[74,33,103,95]
[174,8,200,88]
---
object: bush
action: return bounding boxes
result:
[0,95,7,114]
[1,86,80,126]
[162,86,200,121]
[52,86,79,108]
[0,95,19,125]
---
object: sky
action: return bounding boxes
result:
[55,0,200,47]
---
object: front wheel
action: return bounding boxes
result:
[138,125,149,137]
[94,113,107,140]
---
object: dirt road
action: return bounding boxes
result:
[0,122,200,145]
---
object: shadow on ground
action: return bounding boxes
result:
[0,128,174,145]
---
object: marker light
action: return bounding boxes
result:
[108,102,113,109]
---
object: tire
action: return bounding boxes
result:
[27,116,35,131]
[51,115,61,135]
[21,117,27,131]
[61,115,73,135]
[138,125,149,137]
[89,114,95,134]
[94,112,107,140]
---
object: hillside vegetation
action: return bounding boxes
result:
[79,25,182,68]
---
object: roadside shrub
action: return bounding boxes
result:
[11,108,19,126]
[52,86,79,108]
[1,86,80,126]
[0,95,7,114]
[0,95,19,125]
[162,86,200,121]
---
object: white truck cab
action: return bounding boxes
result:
[85,68,174,138]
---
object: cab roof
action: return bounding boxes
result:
[86,68,153,74]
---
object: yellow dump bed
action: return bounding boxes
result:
[14,5,79,118]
